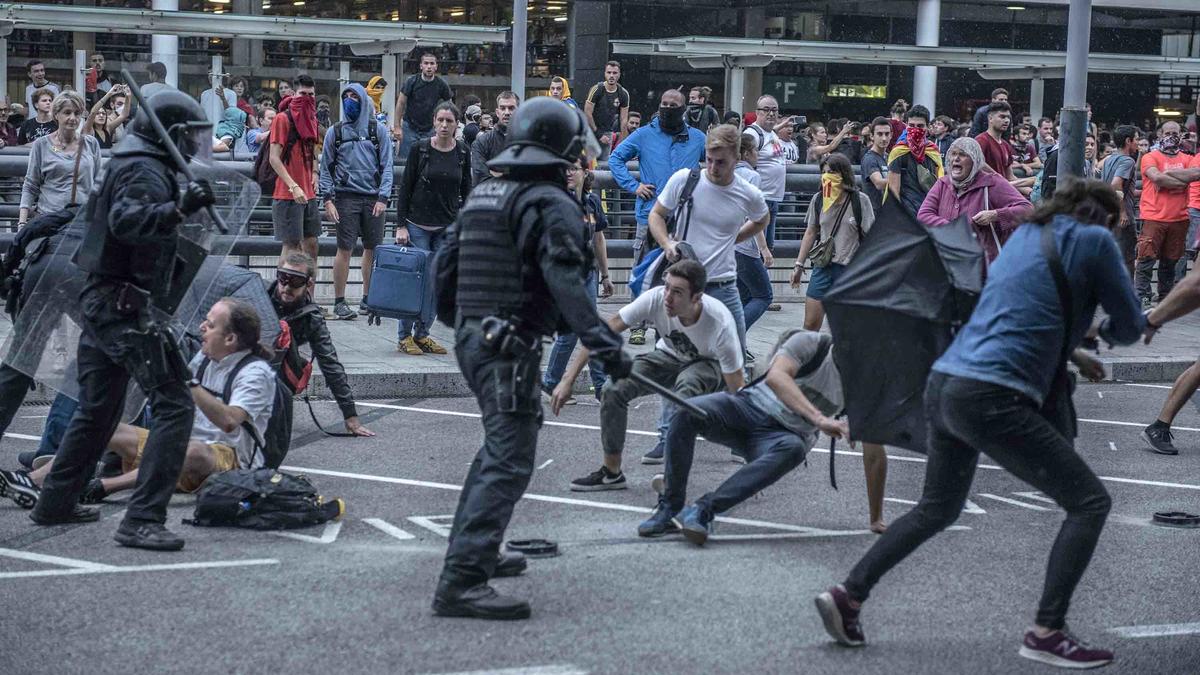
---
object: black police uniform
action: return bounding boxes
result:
[31,92,215,548]
[433,97,628,618]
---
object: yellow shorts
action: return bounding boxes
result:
[121,427,239,493]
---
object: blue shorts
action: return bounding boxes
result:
[806,262,847,301]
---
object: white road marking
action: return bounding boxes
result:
[1012,491,1058,505]
[420,665,588,675]
[3,432,39,441]
[1109,442,1118,452]
[284,465,870,536]
[0,558,279,580]
[407,515,454,537]
[0,547,117,570]
[1109,622,1200,638]
[272,521,342,544]
[1122,383,1173,390]
[1097,391,1103,399]
[883,497,986,514]
[711,526,972,541]
[537,459,554,470]
[363,518,416,541]
[978,493,1052,511]
[345,406,1200,492]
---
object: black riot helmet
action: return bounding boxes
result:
[121,89,212,166]
[487,96,601,171]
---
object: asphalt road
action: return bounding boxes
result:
[1,383,1198,675]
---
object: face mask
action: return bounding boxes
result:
[115,105,124,116]
[659,105,686,134]
[342,97,361,123]
[1160,133,1181,153]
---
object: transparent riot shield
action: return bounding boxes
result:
[0,153,259,412]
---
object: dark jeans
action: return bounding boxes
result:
[441,321,542,588]
[663,391,810,514]
[736,252,773,331]
[0,363,33,444]
[844,372,1111,630]
[33,320,194,525]
[37,393,77,459]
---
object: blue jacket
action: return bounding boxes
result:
[933,215,1145,405]
[318,83,394,202]
[608,118,705,224]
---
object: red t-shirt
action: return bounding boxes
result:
[1140,150,1193,222]
[269,111,315,201]
[1189,152,1200,211]
[975,132,1012,175]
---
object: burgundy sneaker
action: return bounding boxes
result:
[1019,628,1114,669]
[815,584,865,647]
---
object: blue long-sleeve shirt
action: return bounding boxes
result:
[933,214,1145,405]
[608,118,705,225]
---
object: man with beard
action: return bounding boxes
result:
[686,86,720,134]
[1135,120,1200,308]
[265,253,374,462]
[29,90,216,550]
[470,91,520,186]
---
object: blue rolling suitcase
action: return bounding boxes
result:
[364,244,436,326]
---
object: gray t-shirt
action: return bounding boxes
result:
[1100,153,1136,222]
[744,330,844,437]
[860,149,888,214]
[20,134,103,214]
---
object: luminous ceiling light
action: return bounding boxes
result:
[293,0,305,5]
[554,16,567,22]
[210,0,230,4]
[1158,110,1183,116]
[451,10,464,16]
[1006,5,1025,9]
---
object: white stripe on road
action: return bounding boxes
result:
[0,558,278,580]
[420,665,588,675]
[1122,383,1173,390]
[272,521,341,544]
[1110,622,1200,638]
[407,515,454,538]
[3,432,39,441]
[1079,418,1200,433]
[1012,491,1059,505]
[363,517,417,541]
[0,547,117,570]
[977,493,1052,512]
[711,526,971,542]
[353,401,1200,492]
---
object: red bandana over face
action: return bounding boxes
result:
[906,125,929,163]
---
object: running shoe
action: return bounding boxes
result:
[1018,628,1114,669]
[1141,422,1178,455]
[637,499,680,538]
[569,466,627,492]
[333,301,356,321]
[78,478,108,505]
[815,584,865,647]
[397,337,423,355]
[414,336,447,354]
[650,473,665,495]
[641,442,664,465]
[628,328,646,345]
[678,504,714,546]
[0,469,40,509]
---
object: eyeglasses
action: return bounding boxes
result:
[276,269,310,289]
[756,107,779,113]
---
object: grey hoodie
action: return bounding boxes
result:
[318,82,394,202]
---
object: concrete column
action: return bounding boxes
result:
[726,66,747,118]
[152,0,179,87]
[511,0,528,100]
[339,61,351,90]
[913,0,940,114]
[0,38,7,104]
[74,50,87,95]
[1057,0,1091,180]
[382,53,398,123]
[207,55,224,122]
[740,6,766,114]
[231,0,264,72]
[1029,77,1045,120]
[568,1,610,89]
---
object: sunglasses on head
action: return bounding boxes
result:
[276,268,310,289]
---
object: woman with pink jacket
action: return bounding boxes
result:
[918,137,1033,268]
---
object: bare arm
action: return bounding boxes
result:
[393,91,407,131]
[887,169,902,201]
[1146,166,1188,190]
[722,370,746,393]
[734,213,769,243]
[584,98,597,131]
[1163,167,1200,184]
[551,313,628,414]
[616,105,628,145]
[270,143,305,203]
[648,201,673,251]
[191,386,249,434]
[868,169,887,191]
[764,355,848,440]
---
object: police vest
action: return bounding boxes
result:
[454,179,536,319]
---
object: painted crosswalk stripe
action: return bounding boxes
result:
[0,547,117,570]
[978,493,1051,511]
[0,558,278,580]
[1110,622,1200,638]
[363,518,416,541]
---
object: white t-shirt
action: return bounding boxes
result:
[734,162,763,258]
[199,88,238,124]
[189,350,277,470]
[618,286,744,374]
[656,168,769,282]
[743,124,787,200]
[25,81,61,112]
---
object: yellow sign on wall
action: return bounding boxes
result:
[827,84,888,99]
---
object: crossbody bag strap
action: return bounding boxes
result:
[68,136,86,205]
[1039,223,1073,367]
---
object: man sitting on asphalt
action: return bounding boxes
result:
[1,299,278,510]
[552,260,745,492]
[266,253,374,461]
[637,328,850,540]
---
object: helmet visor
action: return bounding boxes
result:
[169,120,214,164]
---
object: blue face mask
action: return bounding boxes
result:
[342,97,361,123]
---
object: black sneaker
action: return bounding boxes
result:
[29,504,100,525]
[637,499,681,537]
[0,469,40,509]
[569,466,627,492]
[432,581,531,620]
[333,300,357,320]
[1142,423,1178,455]
[114,521,185,551]
[494,550,527,578]
[357,304,371,316]
[641,442,665,465]
[78,478,108,505]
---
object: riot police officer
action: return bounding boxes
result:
[30,90,217,551]
[432,97,632,620]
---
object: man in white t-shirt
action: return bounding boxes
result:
[554,260,745,492]
[642,124,770,463]
[743,95,787,250]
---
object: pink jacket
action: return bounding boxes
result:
[917,171,1033,264]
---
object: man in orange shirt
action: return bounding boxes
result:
[1136,121,1200,307]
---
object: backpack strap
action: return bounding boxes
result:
[674,167,703,241]
[222,352,265,404]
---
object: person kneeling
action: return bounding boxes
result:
[553,260,745,491]
[637,329,848,541]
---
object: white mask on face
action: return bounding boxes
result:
[115,104,124,115]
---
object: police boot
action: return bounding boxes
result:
[29,504,101,525]
[114,520,185,552]
[494,550,528,578]
[432,580,532,620]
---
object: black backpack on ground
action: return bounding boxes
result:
[186,468,342,530]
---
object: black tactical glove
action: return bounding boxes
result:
[599,349,634,381]
[179,179,216,216]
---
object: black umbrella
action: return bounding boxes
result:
[176,260,281,354]
[822,199,983,453]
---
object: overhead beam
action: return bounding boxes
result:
[0,4,508,45]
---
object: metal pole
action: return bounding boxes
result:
[381,52,397,124]
[208,55,224,124]
[0,38,7,107]
[338,61,350,89]
[913,0,940,114]
[629,372,710,421]
[1056,0,1091,180]
[151,0,179,88]
[75,50,87,97]
[1029,76,1045,121]
[728,64,746,119]
[511,0,527,100]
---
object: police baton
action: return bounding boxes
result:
[119,69,229,234]
[628,371,710,421]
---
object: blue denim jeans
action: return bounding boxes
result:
[35,392,78,459]
[398,119,432,163]
[398,224,446,340]
[764,200,780,251]
[662,390,812,514]
[736,252,773,331]
[1174,208,1200,281]
[542,270,607,394]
